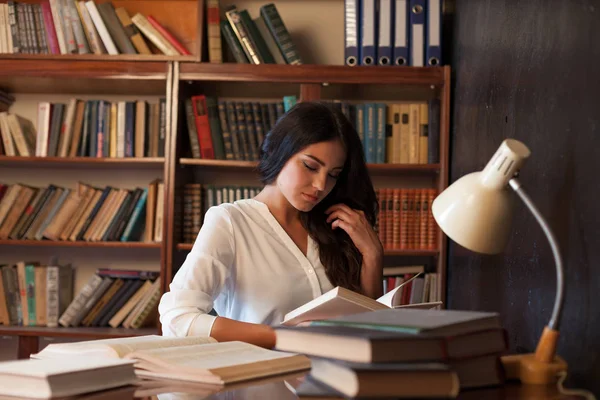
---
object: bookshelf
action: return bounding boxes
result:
[168,62,451,307]
[0,0,450,358]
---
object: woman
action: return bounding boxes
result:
[158,101,383,348]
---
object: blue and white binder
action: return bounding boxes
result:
[426,0,442,66]
[344,0,360,66]
[361,0,377,66]
[378,0,394,66]
[392,0,408,66]
[409,0,425,67]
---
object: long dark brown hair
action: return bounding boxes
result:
[257,101,378,292]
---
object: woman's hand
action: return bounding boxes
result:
[325,204,383,263]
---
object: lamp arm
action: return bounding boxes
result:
[509,178,564,331]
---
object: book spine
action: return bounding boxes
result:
[40,3,59,54]
[206,0,222,62]
[6,1,20,53]
[96,2,135,54]
[67,0,89,54]
[226,9,261,64]
[260,4,302,65]
[147,15,189,55]
[224,101,242,160]
[84,0,118,55]
[220,20,248,63]
[217,101,234,160]
[131,13,178,56]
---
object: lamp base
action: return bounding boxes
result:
[501,353,567,385]
[500,327,567,385]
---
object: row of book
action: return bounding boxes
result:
[209,2,302,65]
[58,268,161,329]
[334,99,440,164]
[375,188,438,250]
[344,0,443,67]
[0,261,73,327]
[0,1,190,56]
[0,99,167,158]
[382,267,440,306]
[0,180,164,243]
[182,183,263,244]
[0,263,160,329]
[185,95,293,161]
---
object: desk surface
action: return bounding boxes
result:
[13,372,577,400]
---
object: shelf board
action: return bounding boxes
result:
[180,158,440,174]
[179,158,257,170]
[177,243,437,256]
[0,326,158,338]
[0,59,170,94]
[0,240,161,249]
[179,63,447,86]
[0,54,195,62]
[0,156,166,168]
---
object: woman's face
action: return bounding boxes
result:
[276,139,347,212]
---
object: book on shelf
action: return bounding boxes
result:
[0,264,160,329]
[0,1,190,56]
[180,96,440,166]
[0,98,166,158]
[0,180,164,244]
[280,272,442,326]
[0,357,137,399]
[32,334,311,385]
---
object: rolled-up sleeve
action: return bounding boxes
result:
[158,205,235,338]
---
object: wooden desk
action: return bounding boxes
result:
[25,372,578,400]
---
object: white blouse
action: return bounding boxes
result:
[158,199,334,337]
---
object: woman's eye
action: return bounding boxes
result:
[328,174,340,180]
[303,162,317,171]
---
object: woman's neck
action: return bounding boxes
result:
[254,185,301,227]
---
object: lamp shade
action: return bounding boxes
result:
[432,139,531,254]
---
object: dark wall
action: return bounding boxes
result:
[446,0,599,394]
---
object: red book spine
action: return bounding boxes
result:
[40,1,60,54]
[190,95,215,159]
[146,15,191,55]
[377,188,386,247]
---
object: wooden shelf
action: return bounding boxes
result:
[0,326,157,339]
[0,59,170,94]
[179,63,447,86]
[0,240,162,249]
[179,158,440,174]
[177,242,437,256]
[0,156,165,168]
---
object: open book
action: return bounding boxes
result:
[282,272,442,326]
[32,335,310,386]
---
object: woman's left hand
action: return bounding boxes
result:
[325,203,383,262]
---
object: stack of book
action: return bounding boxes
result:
[0,1,190,56]
[0,335,311,398]
[275,286,508,398]
[0,180,164,243]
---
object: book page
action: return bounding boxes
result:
[376,272,423,307]
[32,335,216,359]
[127,341,298,373]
